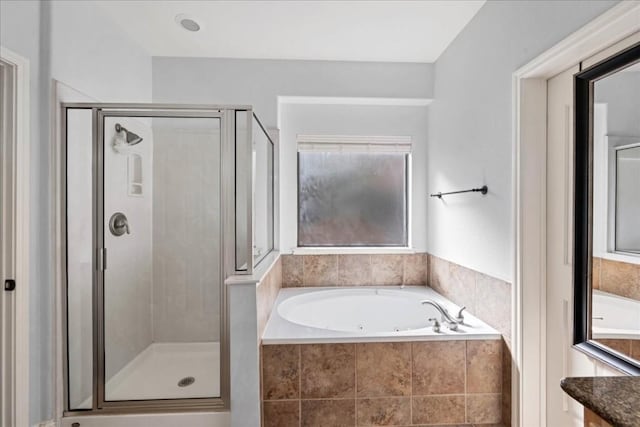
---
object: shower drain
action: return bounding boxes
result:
[178,376,196,387]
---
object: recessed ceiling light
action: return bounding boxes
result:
[175,14,200,32]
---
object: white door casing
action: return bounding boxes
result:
[0,46,31,427]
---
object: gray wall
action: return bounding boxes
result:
[595,70,640,136]
[152,57,434,129]
[427,0,617,282]
[1,0,152,423]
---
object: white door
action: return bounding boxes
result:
[546,64,581,427]
[0,56,17,427]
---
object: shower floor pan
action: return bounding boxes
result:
[83,342,220,404]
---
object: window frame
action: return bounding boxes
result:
[295,135,412,250]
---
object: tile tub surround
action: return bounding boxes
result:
[592,338,640,360]
[260,340,504,426]
[592,257,640,301]
[428,255,513,426]
[257,257,283,339]
[281,254,429,288]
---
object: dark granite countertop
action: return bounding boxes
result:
[561,376,640,427]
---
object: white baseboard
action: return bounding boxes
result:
[35,421,57,427]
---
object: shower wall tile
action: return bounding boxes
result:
[152,130,221,343]
[281,253,429,288]
[261,339,503,426]
[103,118,154,382]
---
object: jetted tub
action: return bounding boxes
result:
[592,290,640,340]
[262,286,500,344]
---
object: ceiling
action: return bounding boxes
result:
[95,1,485,63]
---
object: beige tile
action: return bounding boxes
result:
[371,255,404,285]
[282,255,304,287]
[585,407,613,427]
[467,340,502,394]
[262,345,300,400]
[447,263,477,314]
[304,255,338,286]
[403,253,428,286]
[412,395,465,425]
[338,255,372,286]
[501,340,512,427]
[429,255,450,294]
[592,257,601,290]
[631,340,640,360]
[596,339,631,357]
[600,259,640,300]
[466,393,502,424]
[412,341,465,395]
[301,344,355,398]
[357,342,411,397]
[475,274,511,340]
[301,399,355,427]
[263,400,300,427]
[357,397,410,426]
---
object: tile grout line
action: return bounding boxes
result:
[353,343,357,426]
[298,344,301,427]
[465,340,468,424]
[410,341,413,426]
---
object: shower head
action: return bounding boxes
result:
[115,123,143,145]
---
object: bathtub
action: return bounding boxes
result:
[592,290,640,340]
[262,286,500,344]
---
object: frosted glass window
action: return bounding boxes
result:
[298,151,408,246]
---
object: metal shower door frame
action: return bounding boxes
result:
[61,103,252,416]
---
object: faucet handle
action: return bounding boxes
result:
[455,306,466,323]
[428,317,440,333]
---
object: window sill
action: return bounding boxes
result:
[289,247,418,255]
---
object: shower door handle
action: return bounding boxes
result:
[109,212,130,236]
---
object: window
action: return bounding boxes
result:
[297,135,410,247]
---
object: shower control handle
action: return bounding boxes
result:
[109,212,130,236]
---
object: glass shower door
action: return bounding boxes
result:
[101,114,222,403]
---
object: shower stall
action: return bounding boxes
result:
[62,104,275,414]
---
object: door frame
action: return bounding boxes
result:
[513,3,640,426]
[0,46,31,427]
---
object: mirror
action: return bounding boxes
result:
[574,41,640,374]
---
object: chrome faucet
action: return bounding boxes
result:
[421,300,459,331]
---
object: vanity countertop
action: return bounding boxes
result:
[561,376,640,427]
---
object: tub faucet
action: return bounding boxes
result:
[421,300,459,331]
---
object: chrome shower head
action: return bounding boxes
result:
[115,123,143,145]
